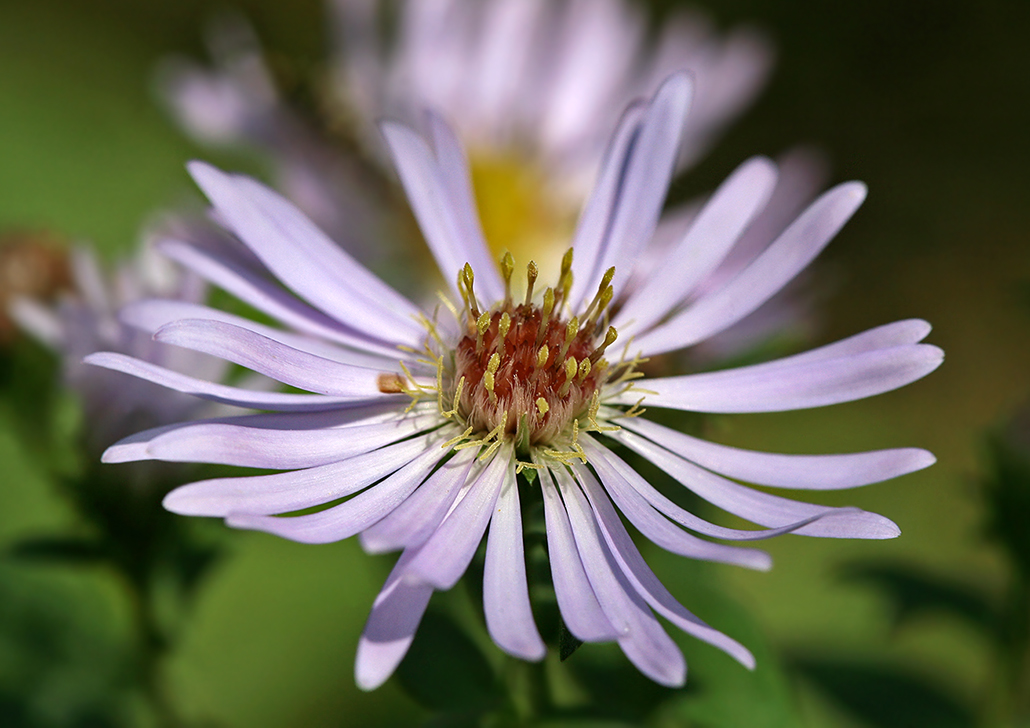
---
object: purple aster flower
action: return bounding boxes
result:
[88,75,942,688]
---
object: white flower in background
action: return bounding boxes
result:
[88,76,942,687]
[162,0,773,276]
[10,236,228,453]
[334,0,771,194]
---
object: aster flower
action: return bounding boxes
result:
[334,0,770,192]
[88,75,942,688]
[163,0,772,273]
[10,236,228,454]
[162,1,804,364]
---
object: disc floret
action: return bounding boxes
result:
[447,251,621,452]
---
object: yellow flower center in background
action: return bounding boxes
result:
[468,150,576,285]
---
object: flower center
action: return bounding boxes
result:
[447,252,619,450]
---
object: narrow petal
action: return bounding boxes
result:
[620,415,935,490]
[188,162,424,342]
[425,111,506,301]
[162,431,441,517]
[105,401,414,463]
[360,447,479,554]
[539,467,620,642]
[355,549,434,691]
[380,119,504,300]
[616,156,778,338]
[557,466,686,687]
[582,436,843,540]
[153,318,395,396]
[147,411,439,469]
[403,443,511,590]
[575,464,756,669]
[122,298,402,370]
[225,443,447,543]
[158,239,407,358]
[85,352,395,411]
[593,73,695,303]
[576,439,771,570]
[610,427,900,539]
[567,102,646,310]
[484,461,546,660]
[612,343,944,413]
[101,423,187,463]
[633,182,867,356]
[745,319,933,369]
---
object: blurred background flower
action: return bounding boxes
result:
[0,0,1027,726]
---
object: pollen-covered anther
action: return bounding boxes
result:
[377,373,407,394]
[535,344,550,369]
[590,326,619,363]
[524,261,538,306]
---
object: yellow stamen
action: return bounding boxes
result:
[556,248,574,303]
[559,316,579,360]
[524,260,538,306]
[462,263,480,317]
[500,251,514,305]
[559,356,578,396]
[591,326,618,362]
[496,312,511,348]
[585,283,614,330]
[537,287,555,345]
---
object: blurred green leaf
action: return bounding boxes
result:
[789,655,975,728]
[395,609,498,714]
[661,588,802,728]
[558,617,584,662]
[7,536,108,566]
[983,435,1030,583]
[563,643,676,722]
[420,711,484,728]
[0,566,134,727]
[840,561,999,637]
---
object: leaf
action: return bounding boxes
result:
[982,434,1030,583]
[641,546,804,728]
[558,616,584,662]
[789,654,976,728]
[7,536,108,565]
[563,643,677,723]
[394,609,498,714]
[840,561,999,638]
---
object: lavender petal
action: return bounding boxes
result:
[484,463,546,660]
[85,352,394,412]
[539,467,620,641]
[403,443,511,590]
[621,415,935,490]
[225,443,446,543]
[615,156,778,337]
[576,464,756,669]
[611,427,901,539]
[163,431,441,517]
[633,182,867,356]
[355,550,434,691]
[557,466,686,687]
[614,343,943,413]
[360,447,479,554]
